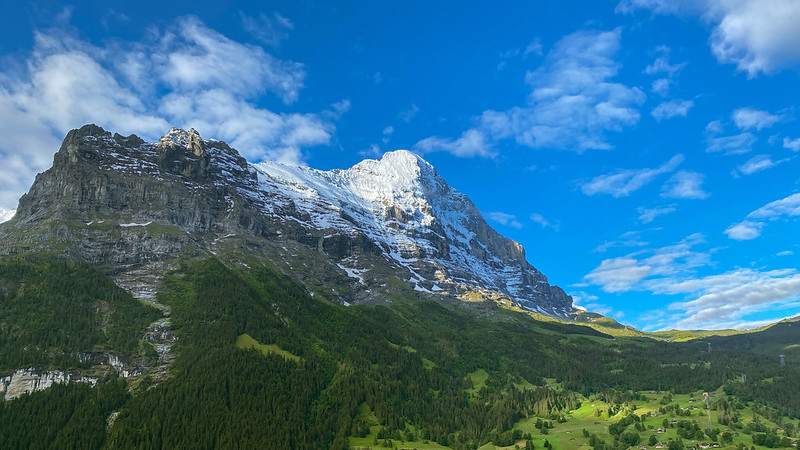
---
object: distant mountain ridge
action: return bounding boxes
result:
[0,124,574,315]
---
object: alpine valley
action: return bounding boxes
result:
[0,125,798,450]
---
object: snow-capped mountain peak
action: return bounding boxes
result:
[1,125,574,317]
[253,148,572,315]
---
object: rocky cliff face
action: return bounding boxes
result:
[0,124,574,315]
[0,368,98,401]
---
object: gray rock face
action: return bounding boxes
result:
[0,124,574,315]
[0,368,98,401]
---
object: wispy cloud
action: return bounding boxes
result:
[732,107,781,130]
[240,12,294,47]
[399,104,419,123]
[381,125,394,144]
[651,99,694,121]
[662,268,800,330]
[733,154,789,176]
[530,213,559,231]
[644,46,686,97]
[415,28,645,157]
[416,129,494,158]
[584,257,653,293]
[783,136,800,151]
[583,234,800,329]
[581,154,683,198]
[523,38,543,58]
[637,205,677,223]
[485,211,523,229]
[618,0,800,77]
[651,78,672,97]
[661,170,709,199]
[594,230,649,253]
[725,192,800,240]
[705,120,756,154]
[585,233,710,293]
[645,46,687,76]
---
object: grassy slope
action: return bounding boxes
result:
[235,333,302,362]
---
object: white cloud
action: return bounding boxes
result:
[584,257,652,293]
[584,220,800,329]
[651,78,672,97]
[747,192,800,219]
[619,0,800,76]
[664,268,800,329]
[240,12,294,47]
[415,129,494,158]
[485,211,523,229]
[594,231,649,253]
[637,205,677,223]
[415,29,645,157]
[0,207,15,224]
[530,213,559,231]
[724,221,763,240]
[523,38,543,58]
[725,192,800,240]
[708,0,800,76]
[582,154,683,197]
[645,46,685,98]
[783,136,800,151]
[661,170,709,199]
[0,16,338,212]
[732,107,781,130]
[651,99,694,121]
[645,46,686,75]
[705,120,724,135]
[159,16,304,103]
[399,104,419,123]
[359,144,381,158]
[777,250,794,256]
[706,132,756,154]
[642,233,711,276]
[734,154,788,176]
[586,233,710,293]
[324,99,351,119]
[381,125,394,144]
[616,0,705,15]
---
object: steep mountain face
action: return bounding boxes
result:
[0,124,573,315]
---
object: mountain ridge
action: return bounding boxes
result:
[0,124,574,316]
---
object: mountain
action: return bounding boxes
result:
[2,127,800,450]
[0,124,573,315]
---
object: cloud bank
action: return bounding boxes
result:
[0,14,340,212]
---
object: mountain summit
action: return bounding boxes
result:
[0,125,573,315]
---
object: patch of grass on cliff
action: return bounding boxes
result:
[235,333,301,362]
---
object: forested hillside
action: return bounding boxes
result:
[1,256,798,449]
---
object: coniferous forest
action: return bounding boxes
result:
[0,256,799,449]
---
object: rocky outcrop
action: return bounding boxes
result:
[0,124,574,315]
[0,368,98,401]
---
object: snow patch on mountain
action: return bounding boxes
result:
[253,149,573,315]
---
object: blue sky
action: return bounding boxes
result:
[1,1,800,331]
